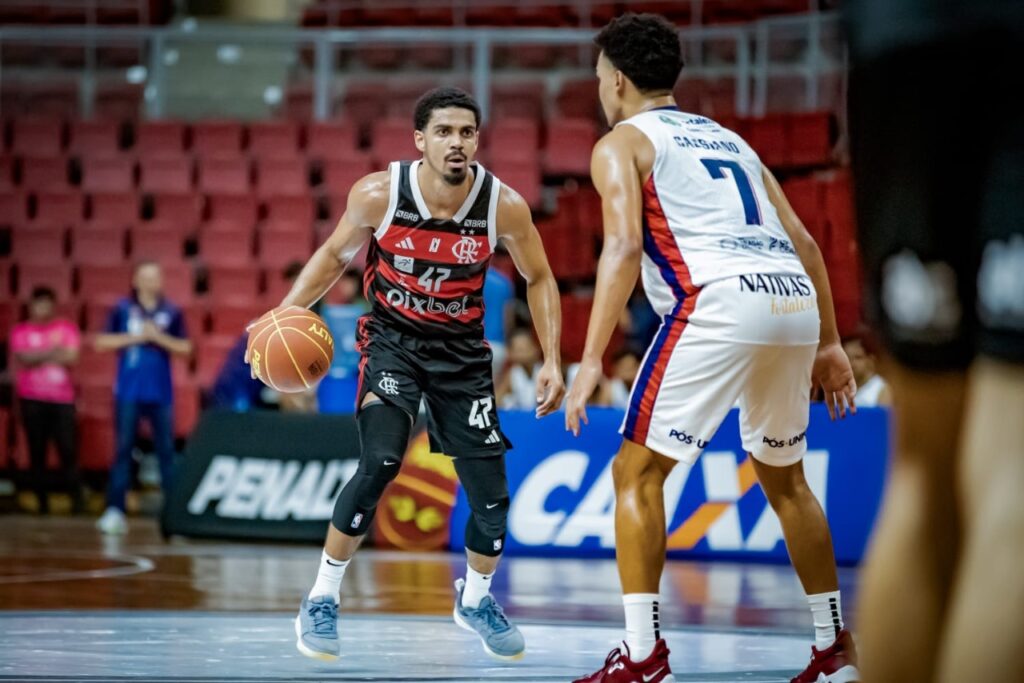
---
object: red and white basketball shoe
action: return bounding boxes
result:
[790,629,861,683]
[573,639,674,683]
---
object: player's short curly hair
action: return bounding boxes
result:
[595,13,685,93]
[414,87,481,131]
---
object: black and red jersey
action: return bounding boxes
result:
[363,159,501,339]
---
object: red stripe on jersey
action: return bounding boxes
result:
[373,290,483,326]
[643,175,699,298]
[382,225,491,266]
[377,258,485,298]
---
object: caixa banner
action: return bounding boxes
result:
[451,406,889,564]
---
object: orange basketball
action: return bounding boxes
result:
[246,306,334,393]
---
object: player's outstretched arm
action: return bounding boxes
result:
[496,184,565,418]
[762,166,856,419]
[278,171,388,309]
[565,128,645,436]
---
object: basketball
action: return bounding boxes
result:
[245,305,334,393]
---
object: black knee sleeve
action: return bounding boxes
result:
[454,455,509,557]
[332,402,411,535]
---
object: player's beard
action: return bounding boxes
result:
[442,169,467,185]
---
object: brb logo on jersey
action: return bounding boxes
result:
[452,236,482,264]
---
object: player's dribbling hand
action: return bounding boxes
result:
[534,360,566,419]
[812,342,857,420]
[565,357,601,436]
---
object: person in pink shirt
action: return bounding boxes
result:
[10,286,84,514]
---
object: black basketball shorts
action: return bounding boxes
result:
[850,34,1024,370]
[355,317,513,458]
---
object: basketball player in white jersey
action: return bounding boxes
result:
[565,14,860,683]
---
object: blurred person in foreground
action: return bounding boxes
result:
[10,286,84,514]
[93,261,192,535]
[564,14,858,683]
[495,327,544,409]
[846,1,1024,681]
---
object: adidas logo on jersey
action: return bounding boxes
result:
[396,237,415,250]
[484,430,501,445]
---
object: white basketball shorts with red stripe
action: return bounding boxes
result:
[621,272,820,467]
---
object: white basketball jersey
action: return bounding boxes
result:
[618,108,807,317]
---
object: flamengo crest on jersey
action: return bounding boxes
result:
[617,108,808,317]
[365,159,501,338]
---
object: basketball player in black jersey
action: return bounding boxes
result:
[253,88,564,663]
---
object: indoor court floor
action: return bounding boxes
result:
[0,517,860,682]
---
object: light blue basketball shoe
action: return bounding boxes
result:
[452,578,525,661]
[294,595,340,661]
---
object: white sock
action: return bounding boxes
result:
[623,593,660,661]
[308,549,349,602]
[461,565,494,609]
[808,591,844,650]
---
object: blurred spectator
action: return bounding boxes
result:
[566,347,642,408]
[601,347,642,408]
[483,267,515,379]
[496,328,543,409]
[620,288,660,351]
[10,286,84,514]
[334,269,369,311]
[93,262,192,535]
[843,336,892,407]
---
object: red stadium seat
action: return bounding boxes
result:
[80,156,135,193]
[134,121,186,158]
[139,156,193,193]
[94,83,144,119]
[191,120,244,158]
[207,193,259,226]
[173,382,201,437]
[556,79,600,120]
[195,334,241,389]
[198,157,250,194]
[11,119,64,156]
[370,118,418,166]
[150,192,202,229]
[77,416,115,470]
[248,121,301,159]
[488,159,541,209]
[319,153,374,194]
[73,226,126,266]
[11,228,65,266]
[209,306,263,336]
[76,346,119,385]
[486,118,540,164]
[255,158,308,197]
[543,119,597,176]
[161,262,195,304]
[69,120,122,158]
[0,263,13,302]
[16,263,72,301]
[264,194,316,225]
[306,121,360,160]
[744,115,787,168]
[786,112,833,167]
[33,190,84,226]
[823,171,855,252]
[77,264,133,306]
[781,176,824,242]
[206,266,261,306]
[89,192,138,226]
[130,229,184,263]
[0,191,30,226]
[258,230,314,269]
[492,82,546,121]
[0,156,14,190]
[341,82,386,131]
[181,304,207,337]
[20,156,70,190]
[198,231,252,267]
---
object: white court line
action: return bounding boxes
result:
[0,553,154,584]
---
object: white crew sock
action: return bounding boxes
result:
[308,549,349,602]
[461,565,494,609]
[623,593,660,661]
[808,590,844,650]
